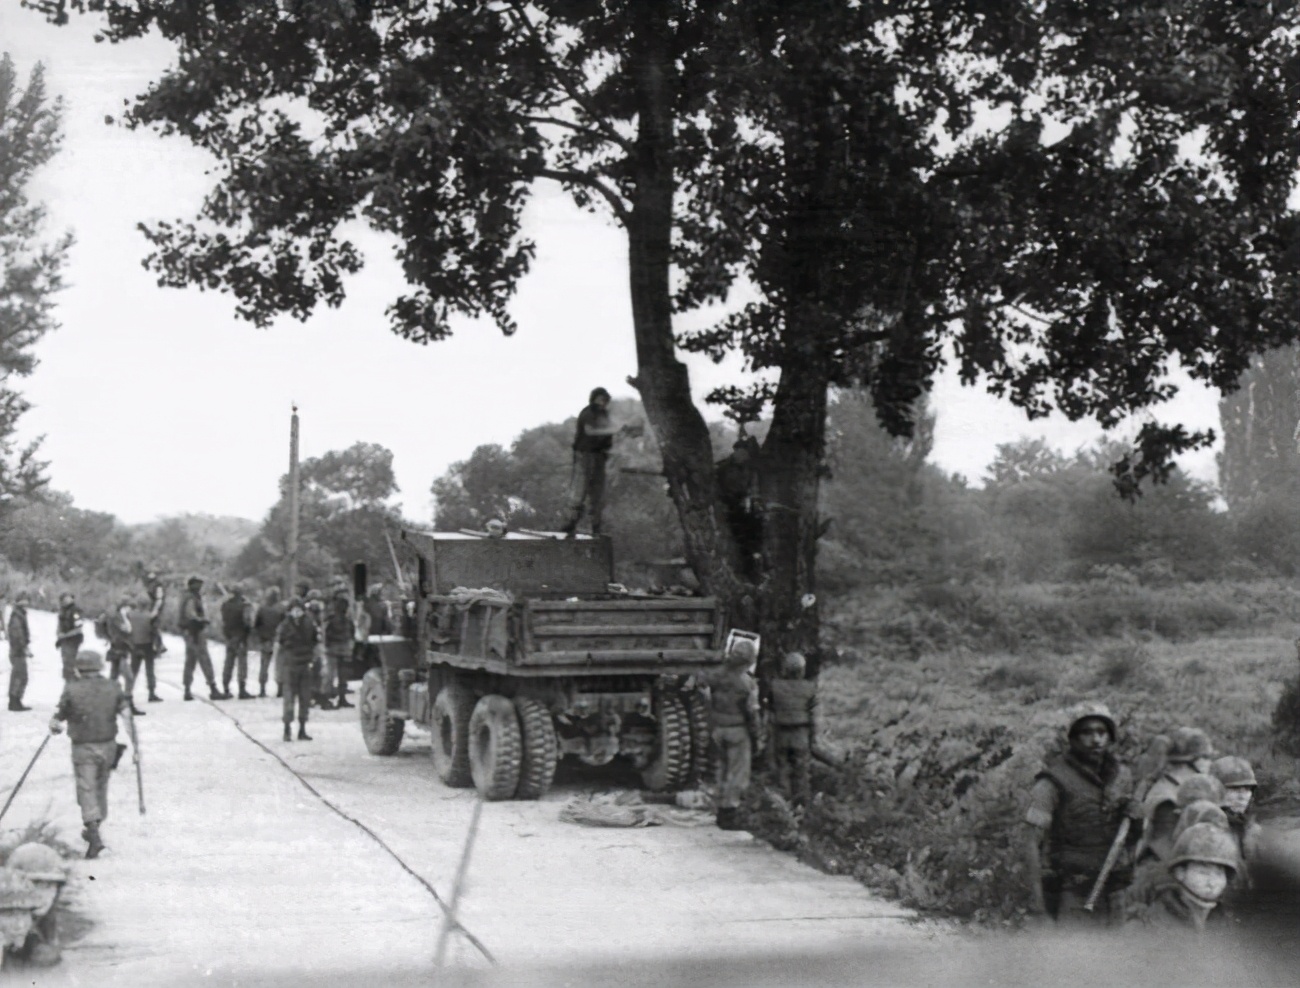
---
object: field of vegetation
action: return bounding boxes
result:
[738,575,1300,925]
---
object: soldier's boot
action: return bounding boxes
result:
[336,690,354,709]
[298,724,312,741]
[183,689,194,701]
[283,723,292,742]
[238,686,255,700]
[258,685,267,698]
[317,697,335,711]
[9,699,30,712]
[715,807,742,831]
[85,823,104,860]
[148,692,163,703]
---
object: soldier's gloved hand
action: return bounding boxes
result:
[48,718,63,735]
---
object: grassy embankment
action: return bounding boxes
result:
[740,575,1300,925]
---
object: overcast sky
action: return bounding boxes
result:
[2,5,1223,526]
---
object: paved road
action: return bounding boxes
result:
[0,610,935,985]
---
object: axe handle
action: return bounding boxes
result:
[1083,817,1130,911]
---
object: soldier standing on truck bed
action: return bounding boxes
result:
[561,387,634,538]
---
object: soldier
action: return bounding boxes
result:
[253,587,286,699]
[7,592,31,712]
[127,594,162,704]
[560,387,630,538]
[48,650,130,858]
[768,651,818,808]
[1022,702,1136,926]
[701,636,761,830]
[1123,823,1240,933]
[5,843,67,967]
[1210,756,1257,847]
[101,596,143,717]
[323,583,355,710]
[276,597,319,742]
[220,583,256,700]
[1137,726,1216,863]
[54,593,83,683]
[143,570,167,656]
[179,576,225,701]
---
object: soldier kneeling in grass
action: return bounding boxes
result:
[1022,702,1138,926]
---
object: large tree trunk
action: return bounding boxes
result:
[624,3,752,621]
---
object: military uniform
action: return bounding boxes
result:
[54,601,83,682]
[179,579,222,700]
[323,589,355,709]
[253,590,286,698]
[220,588,255,699]
[277,602,320,740]
[102,603,135,704]
[51,652,129,858]
[5,842,67,967]
[769,656,818,808]
[1123,823,1239,934]
[562,388,616,537]
[143,573,167,656]
[1137,727,1217,864]
[127,600,161,703]
[7,599,31,711]
[702,659,760,828]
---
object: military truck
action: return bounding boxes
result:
[356,529,725,801]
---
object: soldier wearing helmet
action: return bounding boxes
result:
[48,650,131,859]
[1022,702,1136,925]
[1137,726,1216,865]
[276,596,320,742]
[700,636,762,829]
[5,843,68,967]
[1124,823,1239,933]
[7,591,32,712]
[767,651,819,808]
[1210,755,1260,889]
[219,582,256,700]
[179,576,225,701]
[253,587,286,699]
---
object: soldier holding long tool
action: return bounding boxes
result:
[1022,703,1137,926]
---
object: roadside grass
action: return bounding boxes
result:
[742,599,1300,925]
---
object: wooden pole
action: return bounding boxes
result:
[287,403,300,596]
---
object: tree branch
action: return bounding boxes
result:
[536,168,630,224]
[503,1,634,155]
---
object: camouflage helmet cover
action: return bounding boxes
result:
[5,844,67,884]
[1167,822,1240,878]
[1165,726,1216,763]
[1211,755,1257,789]
[1172,801,1229,844]
[73,649,104,672]
[1065,701,1117,741]
[1175,774,1227,809]
[0,869,45,911]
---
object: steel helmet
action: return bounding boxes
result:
[6,844,67,885]
[187,575,204,588]
[1175,774,1226,809]
[73,650,104,672]
[726,637,758,666]
[782,651,807,677]
[1065,701,1117,741]
[0,869,44,912]
[1167,822,1240,878]
[1211,755,1257,789]
[1172,801,1229,844]
[1165,726,1216,764]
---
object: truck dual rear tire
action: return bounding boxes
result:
[358,668,405,756]
[468,694,523,801]
[641,692,691,791]
[432,686,476,788]
[514,696,559,800]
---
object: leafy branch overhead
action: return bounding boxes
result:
[25,1,1300,484]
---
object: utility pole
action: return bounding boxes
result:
[287,403,300,596]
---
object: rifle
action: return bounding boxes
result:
[1083,734,1169,912]
[0,735,51,825]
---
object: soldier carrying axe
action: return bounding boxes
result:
[1022,702,1138,926]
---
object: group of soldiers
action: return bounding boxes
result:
[1023,702,1258,933]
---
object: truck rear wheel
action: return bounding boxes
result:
[683,689,712,787]
[641,692,691,791]
[468,695,523,801]
[514,696,559,800]
[432,686,476,787]
[359,668,405,755]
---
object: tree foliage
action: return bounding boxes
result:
[0,54,72,501]
[27,0,1300,653]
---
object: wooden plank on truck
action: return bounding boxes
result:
[531,623,717,637]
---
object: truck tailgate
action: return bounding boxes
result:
[520,598,723,666]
